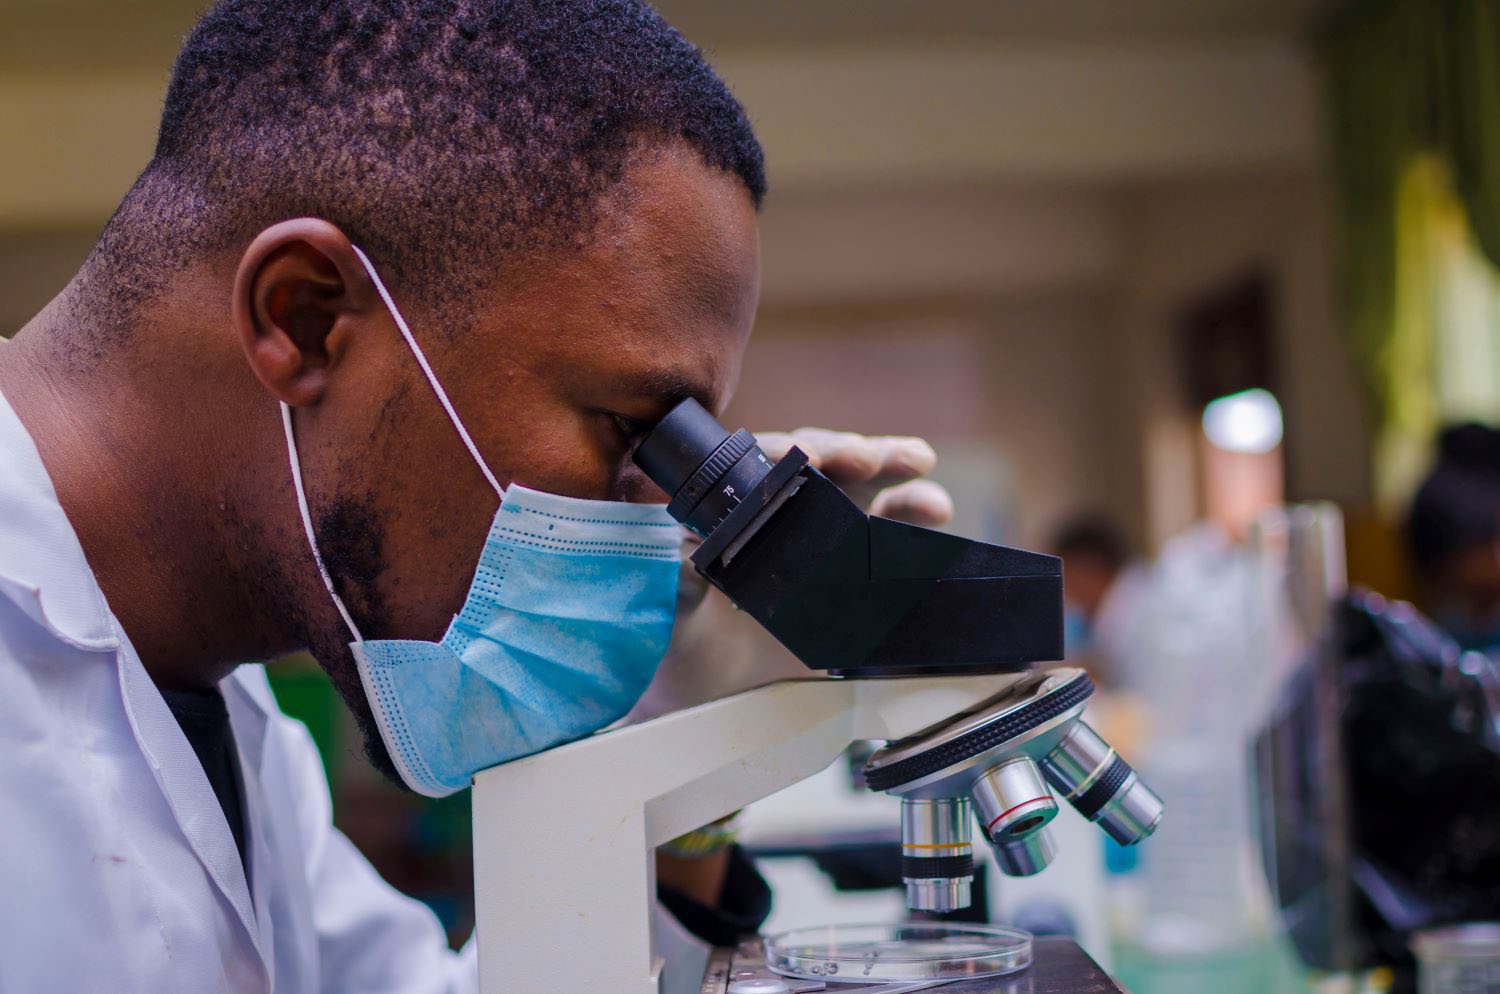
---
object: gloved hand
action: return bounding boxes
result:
[626,428,954,722]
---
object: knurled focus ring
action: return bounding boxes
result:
[1071,754,1131,819]
[667,429,754,520]
[900,854,975,880]
[864,672,1094,792]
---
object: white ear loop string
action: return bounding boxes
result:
[281,243,505,644]
[281,402,366,644]
[349,244,504,498]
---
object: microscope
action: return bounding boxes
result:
[470,401,1161,993]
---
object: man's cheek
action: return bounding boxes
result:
[382,504,492,640]
[507,439,621,501]
[392,553,480,640]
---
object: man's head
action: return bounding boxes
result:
[82,0,764,340]
[1053,516,1127,622]
[41,0,764,782]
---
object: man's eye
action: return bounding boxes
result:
[609,413,649,444]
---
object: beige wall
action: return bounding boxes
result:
[0,229,94,332]
[726,292,1131,550]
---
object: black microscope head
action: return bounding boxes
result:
[634,399,1064,676]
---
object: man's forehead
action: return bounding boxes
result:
[591,144,761,318]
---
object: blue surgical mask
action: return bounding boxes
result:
[281,245,682,797]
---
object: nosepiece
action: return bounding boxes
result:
[864,668,1163,913]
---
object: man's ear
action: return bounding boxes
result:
[232,218,377,407]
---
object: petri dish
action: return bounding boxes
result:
[763,922,1033,983]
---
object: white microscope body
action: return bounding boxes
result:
[471,673,1020,993]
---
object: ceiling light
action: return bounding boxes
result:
[1202,388,1283,454]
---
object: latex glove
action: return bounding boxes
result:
[626,428,954,722]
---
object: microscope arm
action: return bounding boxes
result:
[470,673,1019,994]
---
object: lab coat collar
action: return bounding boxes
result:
[224,670,278,986]
[113,631,272,980]
[0,388,119,652]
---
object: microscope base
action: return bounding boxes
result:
[701,936,1123,993]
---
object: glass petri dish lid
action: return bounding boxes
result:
[763,922,1033,982]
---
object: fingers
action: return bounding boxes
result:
[769,428,881,481]
[803,429,884,483]
[752,428,947,522]
[751,432,804,466]
[756,429,935,489]
[867,435,937,483]
[870,479,954,526]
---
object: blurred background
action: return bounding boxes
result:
[5,1,1500,992]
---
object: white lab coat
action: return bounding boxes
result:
[0,389,478,993]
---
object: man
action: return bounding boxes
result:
[1053,516,1128,654]
[0,1,950,991]
[1050,515,1145,684]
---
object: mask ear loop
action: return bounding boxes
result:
[281,244,505,645]
[281,402,366,643]
[349,244,505,499]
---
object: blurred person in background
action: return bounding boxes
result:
[1406,423,1500,653]
[1095,423,1290,963]
[1056,516,1127,646]
[1052,514,1144,686]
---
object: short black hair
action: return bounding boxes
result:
[1052,515,1127,573]
[1407,423,1500,574]
[78,0,765,335]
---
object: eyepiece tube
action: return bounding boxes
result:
[1040,721,1164,846]
[633,399,729,491]
[632,399,775,536]
[900,797,974,912]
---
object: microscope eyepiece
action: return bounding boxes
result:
[630,398,774,539]
[633,398,730,490]
[633,398,775,536]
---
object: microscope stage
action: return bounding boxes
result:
[702,935,1124,993]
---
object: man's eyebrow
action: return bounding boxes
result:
[620,368,717,413]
